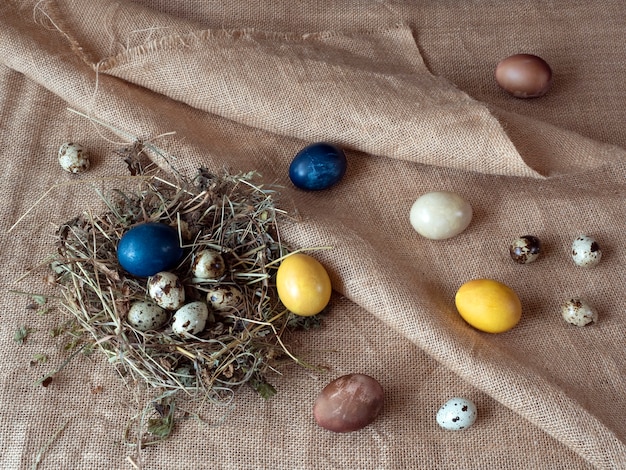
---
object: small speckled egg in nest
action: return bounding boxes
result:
[172,301,209,336]
[436,397,478,430]
[206,285,244,312]
[509,235,542,264]
[147,271,185,311]
[192,249,226,279]
[58,142,91,173]
[561,299,598,326]
[127,301,168,332]
[571,235,602,268]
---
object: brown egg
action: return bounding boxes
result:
[313,373,384,433]
[495,54,552,98]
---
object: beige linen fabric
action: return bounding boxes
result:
[1,0,625,468]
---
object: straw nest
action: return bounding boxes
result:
[46,141,322,414]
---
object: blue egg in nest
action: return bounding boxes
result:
[117,222,183,277]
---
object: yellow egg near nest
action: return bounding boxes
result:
[276,253,332,317]
[30,139,328,446]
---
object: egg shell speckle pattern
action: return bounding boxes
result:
[147,271,186,311]
[172,301,209,336]
[127,301,168,331]
[509,235,542,264]
[571,235,602,268]
[58,142,90,173]
[192,249,226,279]
[436,397,477,431]
[562,299,598,326]
[207,285,244,312]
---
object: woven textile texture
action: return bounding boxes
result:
[1,1,625,468]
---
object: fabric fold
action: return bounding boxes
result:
[40,0,545,179]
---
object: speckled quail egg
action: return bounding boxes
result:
[127,301,168,331]
[58,142,90,173]
[561,299,598,326]
[147,271,185,310]
[206,285,244,312]
[509,235,542,264]
[172,301,209,336]
[571,235,602,268]
[192,249,226,279]
[436,397,477,430]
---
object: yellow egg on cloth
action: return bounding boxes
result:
[276,253,331,316]
[454,279,522,333]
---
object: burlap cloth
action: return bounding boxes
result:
[1,1,625,468]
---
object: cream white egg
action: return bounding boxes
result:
[410,191,472,240]
[147,271,185,310]
[172,301,209,336]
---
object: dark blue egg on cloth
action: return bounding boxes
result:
[117,222,183,277]
[288,142,347,191]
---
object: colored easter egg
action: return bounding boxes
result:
[276,253,332,316]
[289,142,347,191]
[117,222,183,277]
[455,279,522,333]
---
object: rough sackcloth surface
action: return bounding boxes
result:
[1,0,625,468]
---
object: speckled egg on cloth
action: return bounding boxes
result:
[509,235,542,264]
[58,142,90,173]
[561,299,598,326]
[571,235,602,268]
[436,398,478,430]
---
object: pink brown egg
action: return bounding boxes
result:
[313,373,384,433]
[495,53,552,98]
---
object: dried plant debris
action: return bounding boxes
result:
[43,141,324,407]
[14,325,33,345]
